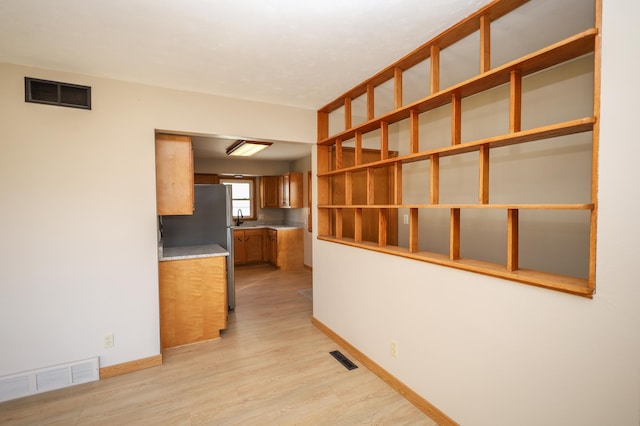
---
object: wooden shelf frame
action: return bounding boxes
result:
[318,29,597,148]
[316,0,601,297]
[318,117,596,177]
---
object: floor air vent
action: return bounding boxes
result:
[330,350,358,370]
[0,357,99,403]
[25,77,92,109]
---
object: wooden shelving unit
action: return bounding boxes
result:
[316,0,601,297]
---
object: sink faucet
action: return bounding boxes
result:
[236,209,244,227]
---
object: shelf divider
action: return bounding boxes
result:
[480,15,491,73]
[394,67,403,109]
[393,162,403,204]
[451,92,462,146]
[430,45,440,95]
[507,208,519,271]
[367,83,375,121]
[367,168,375,205]
[344,97,352,130]
[510,70,522,132]
[430,153,440,204]
[479,145,490,204]
[354,208,363,243]
[409,208,419,253]
[379,208,388,247]
[380,121,389,159]
[410,110,420,154]
[450,208,461,260]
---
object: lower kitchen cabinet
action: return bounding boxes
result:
[266,229,278,266]
[267,228,303,270]
[234,227,304,270]
[159,256,227,350]
[234,229,264,265]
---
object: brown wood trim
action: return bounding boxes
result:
[430,45,440,94]
[311,317,459,426]
[344,97,352,130]
[480,15,491,72]
[507,208,519,271]
[99,354,162,380]
[367,83,375,120]
[588,0,602,290]
[303,264,312,272]
[394,67,403,109]
[317,111,329,142]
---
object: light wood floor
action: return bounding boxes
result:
[1,264,435,425]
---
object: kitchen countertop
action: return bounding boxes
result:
[233,224,301,230]
[159,244,229,261]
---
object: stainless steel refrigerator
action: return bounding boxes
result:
[161,184,236,309]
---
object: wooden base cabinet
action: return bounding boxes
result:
[267,228,303,270]
[266,229,278,266]
[159,256,227,350]
[234,229,264,265]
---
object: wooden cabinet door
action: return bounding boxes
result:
[267,229,278,266]
[279,174,289,207]
[287,172,303,208]
[275,228,304,270]
[260,176,280,208]
[245,229,264,263]
[261,173,303,209]
[159,256,227,350]
[155,134,194,215]
[234,230,246,264]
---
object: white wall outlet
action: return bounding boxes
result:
[104,332,114,349]
[403,214,409,225]
[390,339,398,358]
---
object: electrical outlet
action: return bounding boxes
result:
[390,340,398,358]
[104,333,114,349]
[403,214,409,225]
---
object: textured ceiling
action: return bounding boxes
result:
[0,0,493,110]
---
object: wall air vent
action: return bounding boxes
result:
[25,77,91,110]
[0,357,99,402]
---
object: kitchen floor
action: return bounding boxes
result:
[0,264,434,425]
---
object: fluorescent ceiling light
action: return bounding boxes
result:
[226,140,272,157]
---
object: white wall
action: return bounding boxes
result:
[287,155,313,268]
[312,0,640,424]
[0,62,315,376]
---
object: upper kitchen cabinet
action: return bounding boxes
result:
[260,175,280,208]
[260,172,303,208]
[155,134,194,215]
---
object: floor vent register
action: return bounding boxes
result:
[329,350,358,370]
